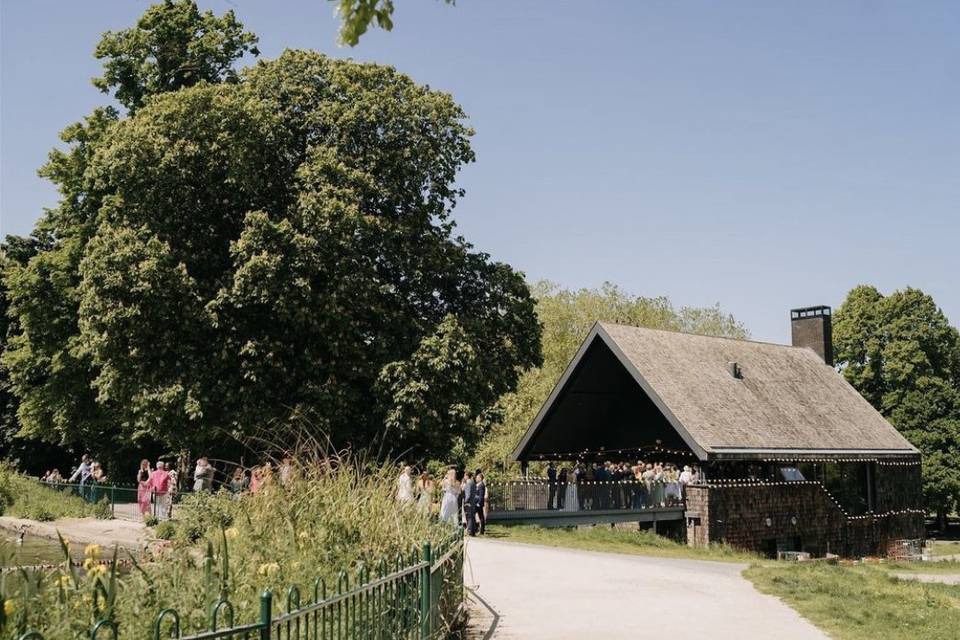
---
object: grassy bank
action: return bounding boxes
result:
[745,562,960,640]
[1,459,459,639]
[485,524,759,563]
[0,467,95,521]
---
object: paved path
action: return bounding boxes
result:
[464,538,828,640]
[893,572,960,585]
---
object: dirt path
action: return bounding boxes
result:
[0,516,150,550]
[464,538,828,640]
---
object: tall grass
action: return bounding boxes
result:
[0,456,457,639]
[0,466,92,521]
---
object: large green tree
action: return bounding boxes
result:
[834,285,960,526]
[471,282,748,476]
[3,2,541,462]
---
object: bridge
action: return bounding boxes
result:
[486,480,686,527]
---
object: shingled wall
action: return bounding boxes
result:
[685,478,924,557]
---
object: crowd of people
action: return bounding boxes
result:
[544,460,702,511]
[395,466,489,536]
[40,453,300,521]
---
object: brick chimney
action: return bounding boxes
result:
[790,305,833,366]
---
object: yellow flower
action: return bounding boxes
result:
[83,558,96,571]
[224,527,239,540]
[297,531,309,540]
[92,564,108,577]
[257,562,280,577]
[84,543,101,558]
[3,600,14,616]
[59,575,72,588]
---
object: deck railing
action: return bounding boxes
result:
[488,480,687,513]
[15,530,464,640]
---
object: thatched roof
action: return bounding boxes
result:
[512,322,918,461]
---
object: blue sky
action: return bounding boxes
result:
[2,1,957,343]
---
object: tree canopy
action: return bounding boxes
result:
[332,0,455,46]
[2,2,541,463]
[834,285,960,523]
[470,282,748,476]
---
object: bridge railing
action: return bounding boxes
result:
[488,480,687,513]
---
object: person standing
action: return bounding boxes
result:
[68,454,93,500]
[474,472,488,535]
[193,457,214,492]
[462,471,477,535]
[557,467,568,510]
[396,466,415,505]
[136,460,152,520]
[416,472,435,513]
[439,469,460,524]
[546,462,557,510]
[149,461,171,520]
[229,467,249,494]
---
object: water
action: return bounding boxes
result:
[0,531,70,568]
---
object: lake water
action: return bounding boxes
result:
[0,531,70,567]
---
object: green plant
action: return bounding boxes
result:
[92,497,113,520]
[0,456,456,638]
[143,514,158,527]
[153,521,176,540]
[0,466,91,521]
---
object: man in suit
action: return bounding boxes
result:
[462,471,477,536]
[546,462,557,510]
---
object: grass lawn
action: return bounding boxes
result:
[928,539,960,557]
[484,523,759,563]
[745,562,960,640]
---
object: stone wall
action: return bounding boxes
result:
[685,479,924,557]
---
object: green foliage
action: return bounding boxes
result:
[333,0,455,46]
[471,281,748,477]
[834,286,960,519]
[92,498,113,520]
[93,0,259,112]
[153,520,176,540]
[143,514,159,527]
[4,457,457,638]
[171,491,235,544]
[3,3,541,462]
[745,562,960,640]
[0,467,91,520]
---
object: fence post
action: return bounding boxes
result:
[419,542,432,640]
[110,485,116,518]
[259,590,272,640]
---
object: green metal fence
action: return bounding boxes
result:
[36,479,193,520]
[14,530,464,640]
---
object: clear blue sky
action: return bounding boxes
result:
[2,1,958,343]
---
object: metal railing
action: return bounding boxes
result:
[15,530,464,640]
[36,479,194,521]
[488,480,688,513]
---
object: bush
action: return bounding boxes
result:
[153,521,176,540]
[143,514,159,527]
[173,490,235,544]
[93,497,113,520]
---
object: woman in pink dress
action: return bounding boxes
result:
[136,459,152,519]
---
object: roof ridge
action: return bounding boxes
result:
[597,321,814,352]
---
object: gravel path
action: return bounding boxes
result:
[464,538,828,640]
[893,572,960,585]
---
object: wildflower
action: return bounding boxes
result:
[83,558,96,571]
[59,575,72,588]
[84,543,101,558]
[92,564,108,577]
[3,600,14,616]
[224,527,239,540]
[258,562,280,577]
[297,531,309,540]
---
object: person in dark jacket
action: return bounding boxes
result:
[462,471,477,535]
[546,462,557,510]
[474,471,487,535]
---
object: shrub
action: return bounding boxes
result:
[143,514,159,527]
[93,497,113,520]
[153,521,177,540]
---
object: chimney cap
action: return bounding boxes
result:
[791,305,831,320]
